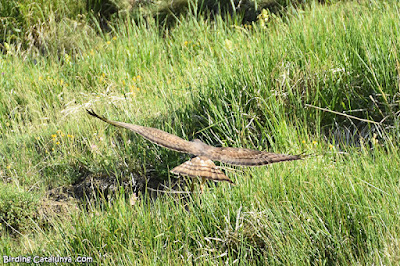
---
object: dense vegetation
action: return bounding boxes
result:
[1,0,399,264]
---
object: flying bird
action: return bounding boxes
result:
[86,109,302,192]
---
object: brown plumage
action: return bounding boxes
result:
[87,109,302,188]
[170,156,233,183]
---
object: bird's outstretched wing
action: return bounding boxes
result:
[87,109,302,173]
[86,109,200,154]
[171,156,234,183]
[204,146,302,166]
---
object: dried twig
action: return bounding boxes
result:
[305,104,382,125]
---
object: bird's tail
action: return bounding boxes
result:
[171,156,234,184]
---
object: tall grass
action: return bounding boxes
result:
[1,0,399,264]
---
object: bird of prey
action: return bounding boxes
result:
[86,109,302,192]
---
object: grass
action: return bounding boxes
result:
[1,0,400,264]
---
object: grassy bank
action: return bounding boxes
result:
[1,0,399,264]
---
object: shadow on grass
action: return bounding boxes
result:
[42,159,200,213]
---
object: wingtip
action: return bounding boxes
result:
[227,179,235,185]
[86,108,98,118]
[86,109,108,122]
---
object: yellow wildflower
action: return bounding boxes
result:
[224,39,233,51]
[51,134,57,138]
[64,53,71,64]
[133,75,142,82]
[112,36,117,40]
[328,144,334,149]
[301,140,306,144]
[60,79,64,86]
[6,165,11,170]
[107,41,111,45]
[371,134,379,145]
[258,9,269,21]
[257,9,269,29]
[56,141,60,145]
[67,134,74,138]
[312,141,318,145]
